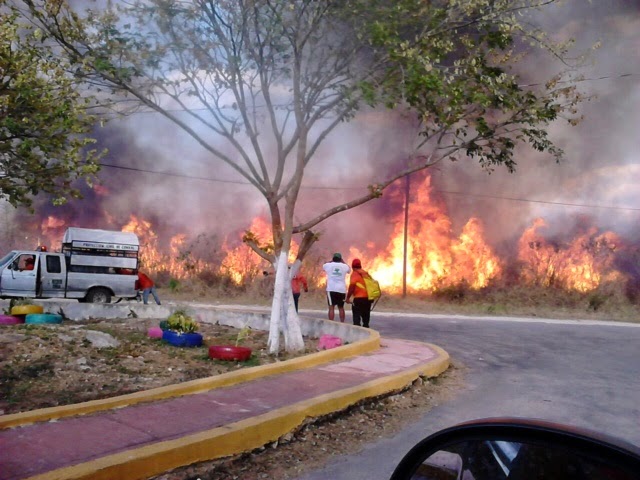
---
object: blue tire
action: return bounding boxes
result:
[162,330,203,348]
[25,313,63,324]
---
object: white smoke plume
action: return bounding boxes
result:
[10,1,640,267]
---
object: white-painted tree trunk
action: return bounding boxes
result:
[267,252,305,354]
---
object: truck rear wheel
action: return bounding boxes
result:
[86,287,112,304]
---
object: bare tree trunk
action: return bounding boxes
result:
[267,254,285,353]
[267,252,305,354]
[283,258,304,352]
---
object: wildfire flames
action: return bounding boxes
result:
[221,217,300,284]
[350,175,502,293]
[28,172,631,294]
[518,218,623,292]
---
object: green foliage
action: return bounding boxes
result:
[343,0,584,173]
[239,355,259,367]
[168,278,181,292]
[166,308,198,333]
[0,2,104,209]
[235,326,251,347]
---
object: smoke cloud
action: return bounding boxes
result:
[7,0,640,269]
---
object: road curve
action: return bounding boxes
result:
[295,310,640,480]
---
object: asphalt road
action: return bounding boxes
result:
[295,311,640,480]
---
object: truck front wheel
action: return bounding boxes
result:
[86,287,112,304]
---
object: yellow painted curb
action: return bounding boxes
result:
[23,341,449,480]
[11,304,44,315]
[1,329,380,430]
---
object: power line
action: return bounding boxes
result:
[99,162,350,189]
[436,189,640,212]
[99,162,249,185]
[98,162,640,213]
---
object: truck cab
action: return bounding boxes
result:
[0,251,41,297]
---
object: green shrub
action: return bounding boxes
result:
[168,278,181,292]
[5,297,35,313]
[166,308,198,333]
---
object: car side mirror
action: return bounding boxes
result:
[390,418,640,480]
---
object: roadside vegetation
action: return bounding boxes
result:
[159,275,640,324]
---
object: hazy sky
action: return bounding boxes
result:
[15,0,640,259]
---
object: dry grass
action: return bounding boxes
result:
[157,279,640,324]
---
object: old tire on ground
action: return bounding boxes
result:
[85,287,112,304]
[209,345,253,362]
[11,304,44,315]
[162,330,203,348]
[0,314,24,325]
[25,313,63,324]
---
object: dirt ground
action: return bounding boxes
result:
[0,318,317,415]
[0,316,463,480]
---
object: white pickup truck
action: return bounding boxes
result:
[0,227,140,303]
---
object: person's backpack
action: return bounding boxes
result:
[362,273,381,301]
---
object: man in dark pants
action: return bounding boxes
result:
[322,253,351,322]
[345,258,373,328]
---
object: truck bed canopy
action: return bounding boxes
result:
[62,227,139,252]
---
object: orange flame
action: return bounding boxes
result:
[517,218,623,292]
[121,215,210,279]
[220,217,299,284]
[349,174,502,293]
[40,216,66,251]
[29,174,626,294]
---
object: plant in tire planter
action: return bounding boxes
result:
[8,298,44,317]
[162,309,203,348]
[209,325,253,362]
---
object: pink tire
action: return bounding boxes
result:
[0,314,25,325]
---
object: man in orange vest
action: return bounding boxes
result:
[345,258,373,328]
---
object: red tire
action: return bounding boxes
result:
[209,345,252,362]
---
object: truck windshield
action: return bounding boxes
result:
[0,251,17,269]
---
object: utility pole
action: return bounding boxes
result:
[402,174,410,297]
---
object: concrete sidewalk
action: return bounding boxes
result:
[0,336,448,480]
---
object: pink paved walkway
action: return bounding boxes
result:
[0,339,439,480]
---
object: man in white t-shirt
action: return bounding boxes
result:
[322,253,351,322]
